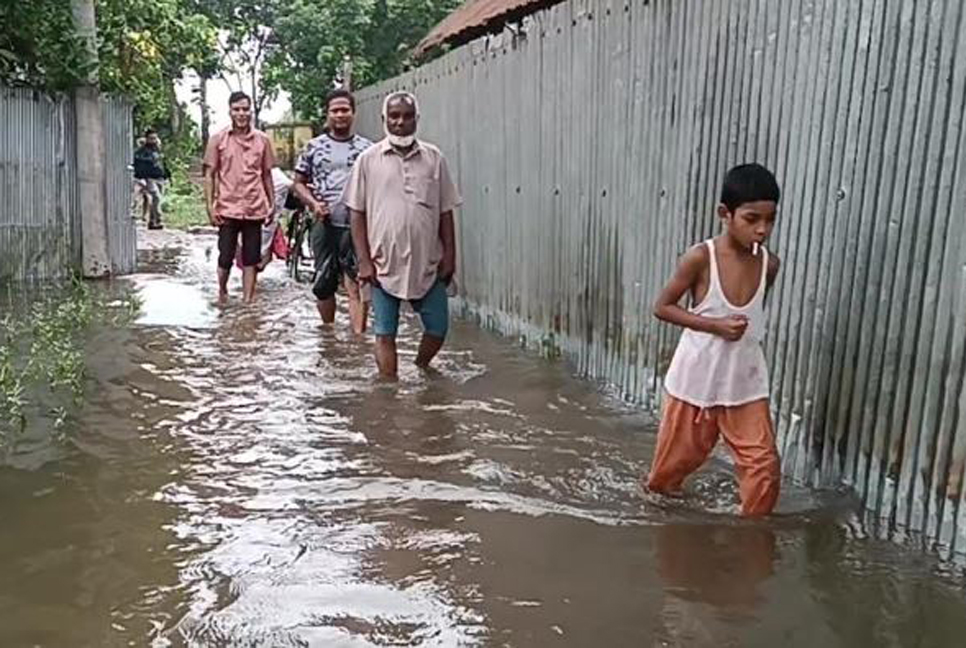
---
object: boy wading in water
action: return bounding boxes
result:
[647,164,782,516]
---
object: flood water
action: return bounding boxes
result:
[1,229,965,647]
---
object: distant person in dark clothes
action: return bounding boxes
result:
[133,129,169,230]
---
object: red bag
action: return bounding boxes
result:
[271,223,289,260]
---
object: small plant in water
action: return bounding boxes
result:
[0,333,27,433]
[0,274,141,451]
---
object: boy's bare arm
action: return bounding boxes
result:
[653,246,748,341]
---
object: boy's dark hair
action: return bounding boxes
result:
[720,163,781,211]
[228,91,251,106]
[324,88,355,113]
[144,128,157,137]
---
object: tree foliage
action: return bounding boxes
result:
[1,0,217,130]
[263,0,460,122]
[97,0,219,127]
[193,0,460,124]
[190,0,283,122]
[1,0,460,136]
[0,1,89,89]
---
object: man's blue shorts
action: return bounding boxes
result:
[371,280,449,339]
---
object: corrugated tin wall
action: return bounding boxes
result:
[0,88,136,281]
[103,96,136,275]
[356,0,966,558]
[0,88,78,281]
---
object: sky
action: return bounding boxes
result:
[175,70,293,132]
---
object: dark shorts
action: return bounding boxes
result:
[310,220,357,301]
[218,218,262,269]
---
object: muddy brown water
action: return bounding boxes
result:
[1,230,965,647]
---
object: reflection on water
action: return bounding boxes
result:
[0,230,964,647]
[133,275,215,329]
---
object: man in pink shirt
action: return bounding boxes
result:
[345,92,461,378]
[203,91,277,303]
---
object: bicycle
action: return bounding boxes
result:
[284,194,315,283]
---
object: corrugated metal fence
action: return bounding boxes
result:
[0,88,135,281]
[103,96,137,274]
[356,0,966,558]
[0,88,76,280]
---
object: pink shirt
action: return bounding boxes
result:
[203,128,276,220]
[344,139,461,300]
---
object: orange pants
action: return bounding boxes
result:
[646,395,780,516]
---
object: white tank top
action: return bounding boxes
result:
[664,239,770,408]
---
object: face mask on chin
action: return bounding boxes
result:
[384,124,416,148]
[388,134,415,148]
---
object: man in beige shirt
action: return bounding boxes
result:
[203,91,276,304]
[345,92,461,378]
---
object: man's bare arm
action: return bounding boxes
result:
[438,210,456,282]
[292,171,328,219]
[350,208,374,283]
[261,143,276,220]
[203,165,221,226]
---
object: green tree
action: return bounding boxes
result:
[96,0,218,134]
[262,0,367,120]
[1,0,218,140]
[2,0,460,139]
[190,0,284,124]
[364,0,460,84]
[262,0,459,122]
[0,1,88,89]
